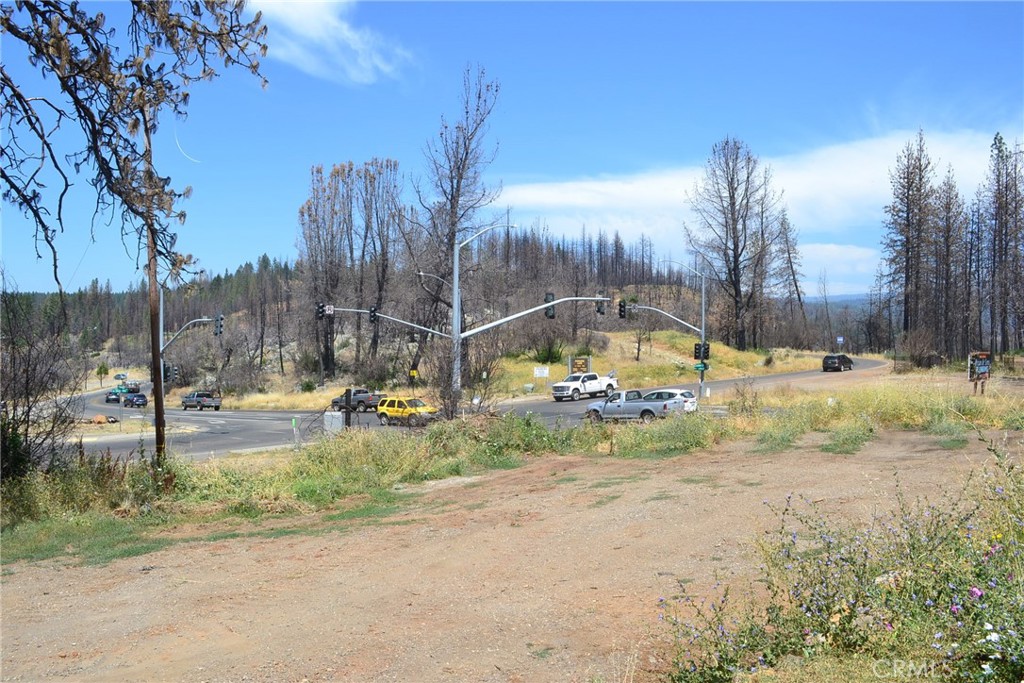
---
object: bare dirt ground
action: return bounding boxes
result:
[4,420,1014,683]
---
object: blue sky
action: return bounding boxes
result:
[2,1,1022,295]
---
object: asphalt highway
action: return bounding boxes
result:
[76,357,887,461]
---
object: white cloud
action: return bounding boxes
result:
[500,128,1002,295]
[773,129,995,237]
[250,0,411,84]
[799,243,881,297]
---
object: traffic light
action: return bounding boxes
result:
[315,302,325,320]
[694,343,702,360]
[172,366,179,383]
[618,300,627,319]
[214,313,224,336]
[694,342,710,360]
[162,362,171,382]
[544,292,555,319]
[369,306,378,323]
[702,342,710,360]
[596,299,606,315]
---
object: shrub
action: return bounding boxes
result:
[661,429,1024,683]
[609,413,726,459]
[532,341,564,365]
[820,415,875,454]
[1,416,32,481]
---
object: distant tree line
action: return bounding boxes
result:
[875,131,1023,362]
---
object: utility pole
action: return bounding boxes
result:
[141,100,166,468]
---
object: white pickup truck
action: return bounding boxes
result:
[551,371,618,402]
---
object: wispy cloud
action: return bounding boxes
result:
[774,129,994,236]
[501,129,1003,295]
[250,0,411,84]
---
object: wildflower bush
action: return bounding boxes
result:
[661,430,1024,683]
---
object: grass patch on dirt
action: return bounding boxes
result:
[589,474,648,489]
[590,494,622,508]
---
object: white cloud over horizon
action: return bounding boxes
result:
[501,128,1011,296]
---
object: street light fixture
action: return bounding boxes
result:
[661,259,707,399]
[416,271,452,288]
[452,223,518,397]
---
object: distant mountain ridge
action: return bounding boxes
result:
[804,293,869,306]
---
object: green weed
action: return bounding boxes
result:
[820,416,875,454]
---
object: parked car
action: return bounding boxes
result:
[376,397,439,426]
[822,354,854,372]
[104,390,121,403]
[123,392,148,407]
[331,388,387,412]
[642,388,698,413]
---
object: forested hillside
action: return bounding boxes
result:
[5,129,1022,402]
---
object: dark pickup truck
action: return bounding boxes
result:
[331,388,387,413]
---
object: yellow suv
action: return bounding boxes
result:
[376,397,439,426]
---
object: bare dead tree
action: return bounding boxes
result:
[1,274,87,478]
[2,1,267,294]
[2,1,268,467]
[685,137,783,351]
[411,65,501,416]
[298,165,350,380]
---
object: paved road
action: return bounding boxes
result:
[500,356,888,428]
[77,357,887,461]
[81,403,335,463]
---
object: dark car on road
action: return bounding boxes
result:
[105,391,121,403]
[822,354,854,372]
[123,392,148,407]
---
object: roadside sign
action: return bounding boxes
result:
[570,356,591,374]
[325,304,335,316]
[694,363,706,371]
[837,335,844,345]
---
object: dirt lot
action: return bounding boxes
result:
[3,419,1013,683]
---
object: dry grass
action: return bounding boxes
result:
[496,331,826,397]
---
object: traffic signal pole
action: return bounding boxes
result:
[322,297,611,407]
[658,260,707,399]
[628,303,707,399]
[328,298,611,342]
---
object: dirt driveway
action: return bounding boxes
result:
[3,422,1006,683]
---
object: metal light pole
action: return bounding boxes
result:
[452,224,517,398]
[662,260,707,399]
